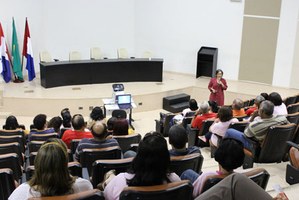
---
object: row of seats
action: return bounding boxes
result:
[39,48,153,62]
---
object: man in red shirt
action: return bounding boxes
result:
[191,101,217,130]
[62,114,93,148]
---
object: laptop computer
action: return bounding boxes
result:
[116,94,132,109]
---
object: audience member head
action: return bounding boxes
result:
[260,93,269,101]
[200,101,210,114]
[189,99,198,111]
[214,138,244,173]
[113,118,129,136]
[91,121,108,140]
[4,115,19,130]
[29,142,75,196]
[71,114,85,131]
[129,132,170,186]
[33,114,47,130]
[90,106,104,121]
[268,92,283,106]
[259,100,274,118]
[45,138,68,153]
[47,116,63,133]
[254,95,265,108]
[232,98,244,110]
[168,125,188,150]
[218,106,233,122]
[107,117,117,132]
[208,100,219,113]
[61,108,72,128]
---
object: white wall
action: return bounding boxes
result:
[273,0,299,88]
[0,0,135,73]
[135,0,244,81]
[1,0,299,88]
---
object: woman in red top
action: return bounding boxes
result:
[208,69,227,106]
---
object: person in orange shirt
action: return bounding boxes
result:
[232,98,246,117]
[62,114,93,148]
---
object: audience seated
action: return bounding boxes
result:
[172,99,198,124]
[107,117,117,135]
[86,106,105,130]
[204,107,238,147]
[181,138,244,198]
[191,101,217,130]
[260,92,269,100]
[62,114,93,148]
[245,95,265,117]
[208,101,219,113]
[47,116,63,135]
[28,114,55,141]
[104,132,180,200]
[169,125,200,156]
[268,92,288,116]
[75,122,119,161]
[232,98,246,117]
[3,115,24,130]
[225,100,289,150]
[8,141,92,199]
[61,108,72,128]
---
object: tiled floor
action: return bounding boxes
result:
[0,72,298,199]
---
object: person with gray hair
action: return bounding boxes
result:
[232,98,246,117]
[245,95,265,117]
[224,100,289,150]
[191,101,217,130]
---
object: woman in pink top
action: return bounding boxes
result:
[104,132,180,200]
[209,106,238,147]
[208,69,228,106]
[180,138,245,198]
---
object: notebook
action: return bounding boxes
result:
[116,94,132,109]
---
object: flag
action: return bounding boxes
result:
[22,18,35,81]
[0,22,12,83]
[12,18,23,81]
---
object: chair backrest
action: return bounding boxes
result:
[28,140,45,153]
[80,146,122,173]
[28,189,104,200]
[287,112,299,125]
[0,168,16,200]
[71,139,82,155]
[113,133,141,153]
[228,121,249,132]
[119,180,193,200]
[91,157,133,188]
[112,110,127,119]
[0,153,22,181]
[0,135,25,152]
[0,142,23,165]
[90,47,102,60]
[284,95,298,107]
[170,153,203,176]
[0,129,25,139]
[258,123,297,163]
[117,48,128,59]
[182,117,193,129]
[236,115,248,121]
[29,133,58,142]
[198,119,215,136]
[243,168,270,190]
[142,51,152,59]
[287,103,299,114]
[59,127,72,139]
[39,51,52,62]
[69,51,82,61]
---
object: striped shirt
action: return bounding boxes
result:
[75,138,120,161]
[244,115,289,143]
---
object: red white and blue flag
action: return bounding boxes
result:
[0,22,12,83]
[22,18,35,81]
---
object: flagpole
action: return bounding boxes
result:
[21,17,26,71]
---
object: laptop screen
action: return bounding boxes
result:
[117,94,131,105]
